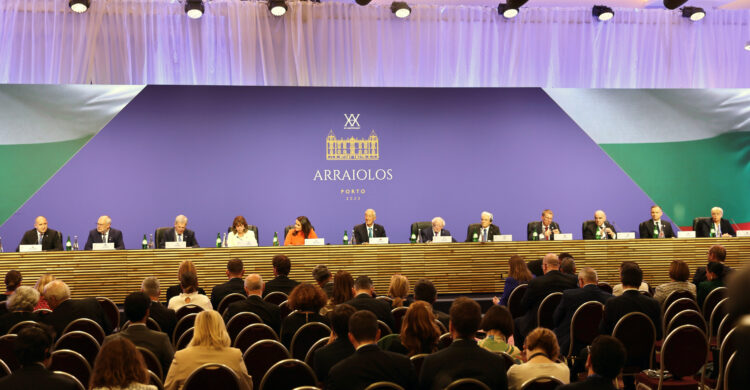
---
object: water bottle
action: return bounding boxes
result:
[595,229,602,240]
[0,236,3,253]
[653,224,659,238]
[710,227,716,237]
[222,232,228,248]
[410,233,416,244]
[73,236,79,250]
[142,234,148,249]
[148,234,154,249]
[532,230,539,241]
[343,230,349,245]
[215,233,222,248]
[66,236,72,251]
[273,232,279,246]
[472,232,478,242]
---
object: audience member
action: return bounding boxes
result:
[165,260,206,302]
[557,335,626,390]
[167,272,212,312]
[90,336,157,390]
[163,311,252,390]
[419,297,507,390]
[0,325,79,389]
[331,270,355,305]
[728,266,750,323]
[388,274,410,308]
[0,286,40,335]
[560,253,577,281]
[479,305,522,363]
[693,244,732,285]
[223,274,282,335]
[33,274,55,310]
[210,258,246,309]
[507,328,569,390]
[413,278,449,330]
[0,270,22,301]
[313,264,334,297]
[553,267,611,356]
[653,260,696,304]
[313,304,357,384]
[494,255,533,307]
[345,276,395,331]
[612,261,650,296]
[141,276,177,338]
[697,262,725,307]
[326,310,417,390]
[383,300,440,356]
[41,280,112,336]
[527,258,544,277]
[263,254,300,297]
[280,283,329,348]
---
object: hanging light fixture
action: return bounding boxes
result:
[592,5,614,21]
[69,0,90,13]
[391,2,411,18]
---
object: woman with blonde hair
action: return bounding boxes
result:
[164,311,252,390]
[388,274,411,308]
[33,274,55,310]
[165,260,206,302]
[507,328,570,390]
[90,337,156,390]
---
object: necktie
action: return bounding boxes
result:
[716,223,721,236]
[368,227,373,238]
[545,226,550,240]
[482,228,487,242]
[38,233,43,245]
[102,234,106,243]
[600,226,606,240]
[178,234,183,242]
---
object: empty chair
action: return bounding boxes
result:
[96,297,120,333]
[364,382,405,390]
[53,370,86,390]
[304,336,330,368]
[182,363,242,390]
[438,333,453,350]
[264,292,288,306]
[234,323,279,353]
[0,359,10,378]
[7,320,40,335]
[62,318,106,345]
[172,313,198,345]
[377,320,392,337]
[176,328,194,350]
[226,312,264,342]
[635,324,708,390]
[49,349,92,388]
[243,340,290,390]
[663,298,700,337]
[660,289,696,313]
[409,221,432,241]
[566,301,604,359]
[716,314,734,347]
[536,292,562,329]
[702,287,728,317]
[53,331,100,367]
[666,309,707,334]
[507,285,528,319]
[713,327,738,390]
[259,358,317,390]
[149,370,165,390]
[724,352,740,390]
[612,312,656,380]
[175,304,204,321]
[137,346,164,381]
[392,307,408,332]
[279,301,293,320]
[290,322,331,361]
[520,375,564,390]
[218,293,247,316]
[0,334,19,371]
[709,298,729,345]
[445,377,492,390]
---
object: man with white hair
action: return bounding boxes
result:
[465,211,501,242]
[158,214,199,248]
[40,280,112,336]
[582,210,617,240]
[84,215,125,250]
[353,209,387,244]
[0,286,40,334]
[420,217,456,243]
[696,206,735,237]
[18,216,63,251]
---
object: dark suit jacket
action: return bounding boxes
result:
[0,311,39,335]
[83,228,125,250]
[419,228,456,243]
[41,298,112,337]
[107,323,174,376]
[0,363,80,389]
[553,284,612,355]
[515,270,578,341]
[157,228,199,248]
[465,224,500,242]
[223,295,282,335]
[638,219,675,239]
[353,223,387,244]
[18,228,63,251]
[599,289,662,340]
[556,375,617,390]
[149,300,177,339]
[165,285,207,303]
[314,337,356,384]
[263,275,300,297]
[327,344,417,390]
[210,278,246,309]
[419,339,507,390]
[345,293,396,331]
[582,221,617,240]
[527,221,561,241]
[696,218,735,237]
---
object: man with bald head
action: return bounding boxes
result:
[582,210,617,240]
[696,206,735,237]
[158,214,199,248]
[41,280,112,337]
[353,209,387,244]
[222,274,281,334]
[18,216,63,251]
[84,215,125,250]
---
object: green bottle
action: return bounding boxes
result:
[410,233,416,244]
[273,232,279,246]
[532,230,539,241]
[595,228,602,240]
[215,233,222,248]
[710,227,716,237]
[65,236,72,251]
[142,234,148,249]
[343,230,349,245]
[653,224,659,238]
[472,232,478,242]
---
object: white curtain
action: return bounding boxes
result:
[1,0,749,87]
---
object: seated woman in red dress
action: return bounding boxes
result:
[284,216,318,245]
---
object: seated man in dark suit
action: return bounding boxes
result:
[353,209,387,244]
[558,335,626,390]
[41,280,112,337]
[262,254,300,297]
[638,205,675,239]
[514,253,578,344]
[141,276,177,338]
[420,217,456,243]
[413,278,449,331]
[314,304,356,384]
[210,258,247,309]
[18,216,63,251]
[527,209,561,241]
[582,210,617,240]
[108,292,174,376]
[553,267,612,357]
[158,214,199,248]
[420,297,507,390]
[465,211,500,242]
[693,244,732,285]
[327,310,417,390]
[344,276,395,331]
[224,274,282,335]
[0,326,80,389]
[696,206,736,237]
[83,215,126,250]
[312,265,334,297]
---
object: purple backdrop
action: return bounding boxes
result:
[1,86,655,249]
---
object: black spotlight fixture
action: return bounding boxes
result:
[391,2,411,18]
[268,0,288,16]
[185,0,204,19]
[681,6,705,21]
[592,5,614,21]
[498,0,528,19]
[69,0,90,13]
[664,0,689,10]
[356,0,372,5]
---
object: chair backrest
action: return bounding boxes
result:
[567,301,605,357]
[664,298,700,335]
[438,333,453,350]
[536,292,563,329]
[137,346,164,381]
[377,320,392,336]
[226,311,264,342]
[435,319,447,334]
[692,217,710,231]
[33,308,53,316]
[466,223,482,241]
[264,292,288,305]
[410,353,429,378]
[375,296,393,305]
[154,227,171,248]
[662,289,696,313]
[176,327,194,350]
[146,317,162,332]
[445,377,491,390]
[666,309,707,334]
[716,327,738,390]
[716,314,734,347]
[0,334,19,371]
[183,363,243,390]
[95,296,119,333]
[259,358,317,390]
[612,312,656,372]
[218,293,247,316]
[234,323,280,353]
[53,331,101,366]
[724,352,740,390]
[7,320,41,335]
[49,349,91,388]
[304,336,330,368]
[498,352,516,371]
[290,322,331,361]
[62,318,106,345]
[392,307,408,333]
[507,284,529,319]
[364,382,406,390]
[703,287,728,316]
[597,282,613,294]
[244,340,291,390]
[284,225,294,238]
[410,221,432,239]
[53,370,86,390]
[0,358,10,378]
[709,297,729,342]
[520,375,564,390]
[175,304,204,321]
[149,369,165,390]
[172,313,198,345]
[660,325,708,380]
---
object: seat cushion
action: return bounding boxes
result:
[635,372,700,390]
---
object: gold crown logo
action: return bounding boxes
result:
[326,130,379,160]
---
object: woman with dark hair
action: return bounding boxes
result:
[479,305,522,363]
[284,216,317,246]
[165,260,207,302]
[167,272,212,311]
[227,215,256,246]
[507,328,569,390]
[0,270,22,301]
[90,337,156,390]
[388,274,411,308]
[331,270,354,305]
[653,260,696,304]
[494,256,533,306]
[280,283,329,347]
[384,301,440,356]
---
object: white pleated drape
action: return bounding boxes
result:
[1,0,749,87]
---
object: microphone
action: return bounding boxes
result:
[610,221,619,239]
[730,219,740,234]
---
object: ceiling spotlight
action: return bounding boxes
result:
[592,5,614,21]
[663,0,688,10]
[185,0,204,19]
[681,6,705,21]
[391,2,411,18]
[498,4,518,18]
[69,0,90,13]
[356,0,372,5]
[269,0,288,16]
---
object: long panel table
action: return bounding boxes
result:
[0,238,746,303]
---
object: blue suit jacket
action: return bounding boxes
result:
[84,228,125,250]
[553,284,612,355]
[420,228,457,243]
